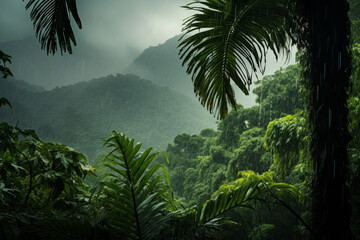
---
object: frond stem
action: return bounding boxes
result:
[118,142,142,240]
[221,0,257,81]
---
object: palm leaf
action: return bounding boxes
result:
[166,171,298,238]
[24,0,82,54]
[0,50,13,78]
[0,98,12,109]
[179,0,291,119]
[96,132,174,240]
[95,134,299,239]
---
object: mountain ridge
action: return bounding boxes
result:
[0,74,216,161]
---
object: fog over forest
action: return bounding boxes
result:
[1,1,358,239]
[0,0,294,94]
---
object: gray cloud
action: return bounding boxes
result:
[0,1,33,43]
[0,0,190,51]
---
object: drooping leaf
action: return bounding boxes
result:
[0,50,13,78]
[179,0,291,119]
[166,171,299,238]
[0,98,12,109]
[24,0,82,55]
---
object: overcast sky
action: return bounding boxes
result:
[0,0,190,50]
[0,0,295,96]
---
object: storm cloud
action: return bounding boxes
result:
[0,0,189,51]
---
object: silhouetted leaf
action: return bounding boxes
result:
[179,0,291,119]
[0,98,12,109]
[24,0,82,54]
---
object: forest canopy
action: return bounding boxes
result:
[1,0,360,239]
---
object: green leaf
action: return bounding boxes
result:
[24,0,82,54]
[98,132,174,239]
[179,0,291,119]
[168,171,299,238]
[0,50,13,78]
[0,98,12,109]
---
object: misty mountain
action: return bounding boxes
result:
[0,36,140,90]
[0,74,216,161]
[126,35,296,107]
[125,35,258,106]
[125,35,193,98]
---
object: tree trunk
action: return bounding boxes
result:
[307,0,352,239]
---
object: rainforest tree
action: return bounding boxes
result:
[179,0,353,239]
[1,0,357,238]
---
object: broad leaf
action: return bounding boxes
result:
[179,0,291,119]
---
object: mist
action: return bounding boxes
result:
[0,0,189,49]
[0,0,294,94]
[1,1,358,239]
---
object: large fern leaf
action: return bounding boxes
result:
[96,132,174,240]
[95,134,300,239]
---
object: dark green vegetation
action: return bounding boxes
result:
[179,0,290,119]
[164,63,312,238]
[166,64,303,201]
[0,122,298,239]
[4,59,360,239]
[0,74,215,161]
[178,0,359,239]
[1,0,360,239]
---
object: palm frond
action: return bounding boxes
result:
[179,0,291,119]
[167,171,298,238]
[0,50,13,78]
[24,0,82,55]
[96,132,174,240]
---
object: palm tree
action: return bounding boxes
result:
[302,1,352,239]
[179,0,352,239]
[2,0,353,238]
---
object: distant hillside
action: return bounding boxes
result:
[0,75,216,161]
[0,36,139,89]
[125,35,193,97]
[126,35,296,107]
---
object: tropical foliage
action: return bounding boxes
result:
[95,132,173,239]
[0,123,300,239]
[179,0,359,239]
[264,113,309,178]
[24,0,82,54]
[2,0,360,238]
[92,132,300,240]
[162,63,314,238]
[0,121,93,239]
[179,0,291,119]
[0,50,13,78]
[0,75,215,160]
